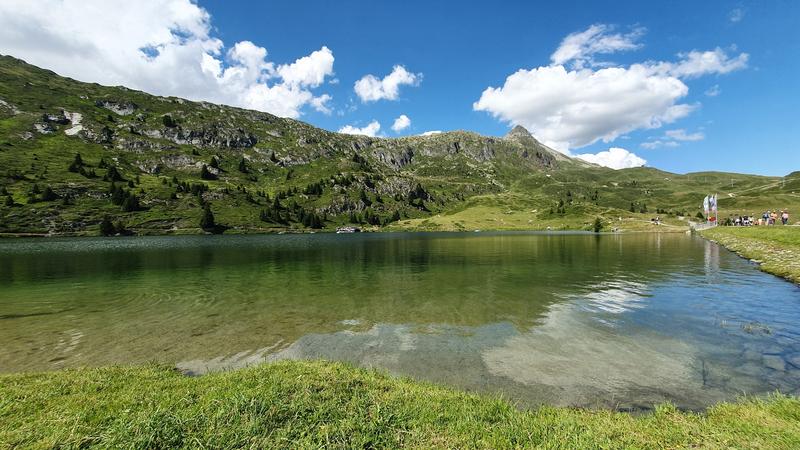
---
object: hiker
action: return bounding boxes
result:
[782,210,790,225]
[771,210,778,225]
[763,211,770,225]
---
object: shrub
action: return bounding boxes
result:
[162,114,177,128]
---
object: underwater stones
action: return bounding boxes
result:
[762,354,786,372]
[786,353,800,369]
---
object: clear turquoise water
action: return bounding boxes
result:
[1,232,799,409]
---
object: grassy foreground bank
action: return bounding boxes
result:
[2,361,799,449]
[701,226,800,284]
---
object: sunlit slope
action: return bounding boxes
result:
[0,55,796,234]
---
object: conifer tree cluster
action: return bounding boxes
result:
[99,216,128,236]
[259,196,324,228]
[67,153,97,178]
[109,183,141,212]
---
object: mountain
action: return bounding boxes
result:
[0,55,797,235]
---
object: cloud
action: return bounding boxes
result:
[391,114,411,132]
[474,25,747,153]
[641,128,704,149]
[276,46,334,88]
[729,8,745,23]
[310,94,332,115]
[339,120,381,137]
[650,48,749,79]
[705,84,721,97]
[354,65,421,102]
[640,140,679,149]
[576,147,646,169]
[474,64,693,151]
[664,128,704,141]
[0,0,334,119]
[420,130,442,136]
[551,24,644,68]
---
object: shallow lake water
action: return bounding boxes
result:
[1,232,799,410]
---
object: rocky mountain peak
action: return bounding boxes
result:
[505,125,532,140]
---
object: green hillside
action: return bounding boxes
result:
[1,55,797,235]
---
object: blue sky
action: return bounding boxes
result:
[0,1,798,175]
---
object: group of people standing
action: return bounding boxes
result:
[732,210,790,226]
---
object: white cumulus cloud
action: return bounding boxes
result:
[420,130,442,136]
[391,114,411,132]
[354,65,421,102]
[576,147,647,169]
[0,0,335,119]
[473,24,747,153]
[339,120,381,137]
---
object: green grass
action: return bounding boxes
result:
[1,361,799,449]
[701,226,800,283]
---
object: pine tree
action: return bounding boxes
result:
[593,217,603,233]
[209,156,220,169]
[99,216,115,236]
[238,158,248,173]
[200,204,215,230]
[68,153,83,172]
[109,183,126,205]
[200,164,217,180]
[121,192,140,212]
[41,186,58,201]
[104,166,123,182]
[359,189,371,206]
[4,195,13,207]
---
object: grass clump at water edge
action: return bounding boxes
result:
[1,360,799,448]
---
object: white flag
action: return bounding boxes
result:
[712,194,718,212]
[703,195,709,214]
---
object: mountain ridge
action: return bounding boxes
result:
[0,55,797,235]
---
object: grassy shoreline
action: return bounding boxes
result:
[2,361,799,449]
[700,226,800,284]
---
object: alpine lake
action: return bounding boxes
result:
[2,232,799,411]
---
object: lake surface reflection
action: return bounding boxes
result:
[1,232,799,409]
